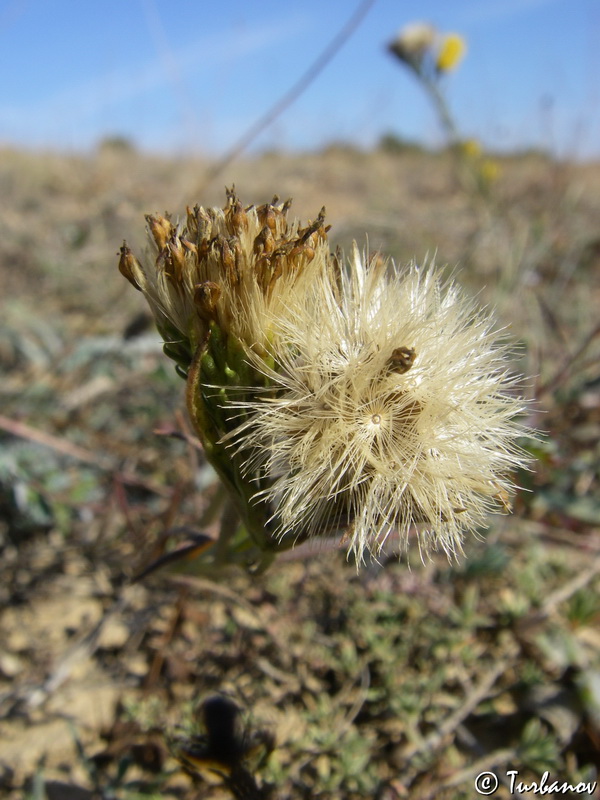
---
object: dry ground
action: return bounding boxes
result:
[1,144,599,799]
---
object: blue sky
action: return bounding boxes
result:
[1,0,598,158]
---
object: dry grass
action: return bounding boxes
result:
[1,144,599,799]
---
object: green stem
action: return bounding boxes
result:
[215,502,241,565]
[423,75,459,145]
[185,330,277,562]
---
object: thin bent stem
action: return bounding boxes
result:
[423,75,460,146]
[195,0,377,192]
[537,320,600,397]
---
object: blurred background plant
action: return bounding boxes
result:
[388,22,500,196]
[388,22,467,140]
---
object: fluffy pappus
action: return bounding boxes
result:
[227,244,531,564]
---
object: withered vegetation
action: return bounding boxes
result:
[1,145,599,799]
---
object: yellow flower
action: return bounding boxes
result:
[480,158,500,184]
[460,138,482,159]
[436,33,466,73]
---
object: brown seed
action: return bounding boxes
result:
[145,214,172,251]
[388,346,416,374]
[118,243,143,291]
[167,237,187,282]
[216,237,239,285]
[194,281,221,321]
[181,238,198,259]
[256,203,278,233]
[225,197,248,235]
[253,225,275,257]
[493,485,512,513]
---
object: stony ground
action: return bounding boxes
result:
[1,144,599,799]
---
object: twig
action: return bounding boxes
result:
[0,414,174,498]
[440,742,522,797]
[0,593,130,714]
[0,413,114,469]
[537,320,600,397]
[520,553,600,628]
[338,665,371,736]
[196,0,377,192]
[401,655,513,764]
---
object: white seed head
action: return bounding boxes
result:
[227,244,530,564]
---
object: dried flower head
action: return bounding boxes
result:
[119,188,330,376]
[227,244,529,564]
[119,191,530,571]
[119,190,335,560]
